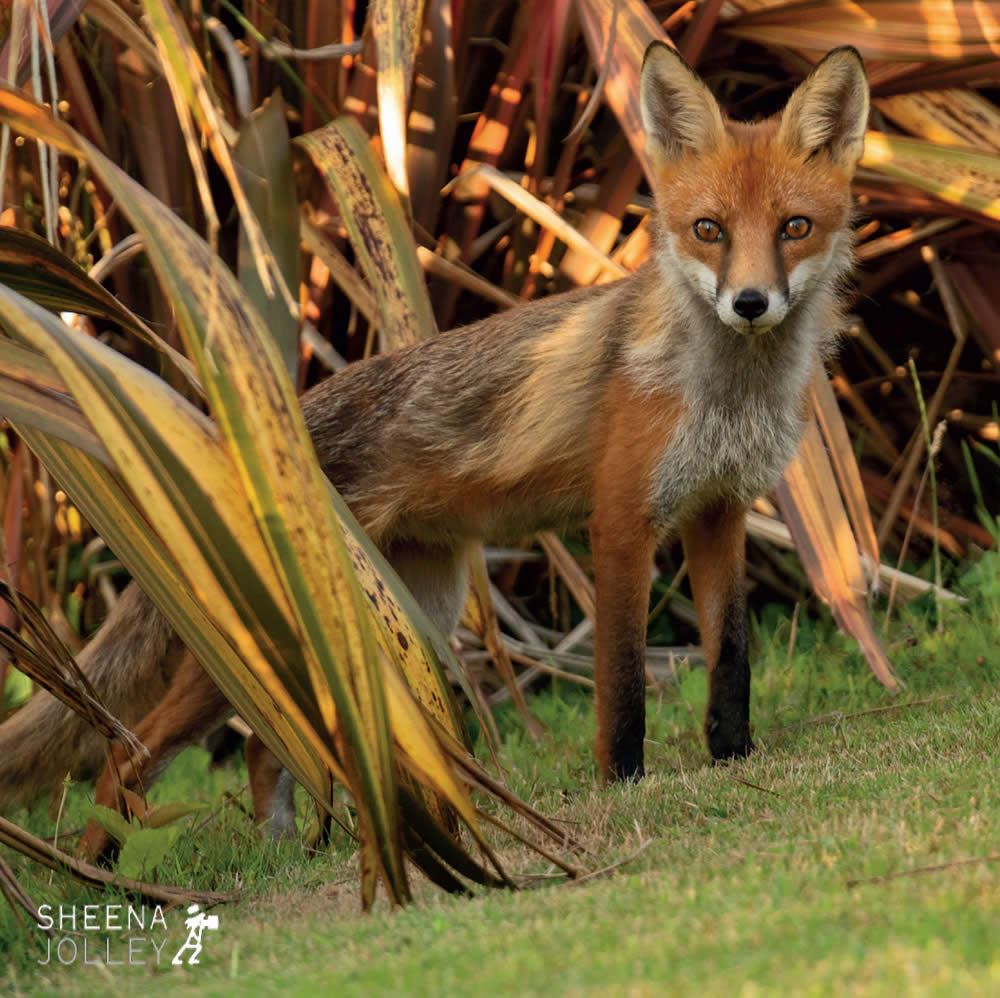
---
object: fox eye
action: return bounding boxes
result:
[693,218,724,242]
[782,216,812,240]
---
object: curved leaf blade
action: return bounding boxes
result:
[373,0,426,201]
[233,94,301,379]
[0,226,199,390]
[862,131,1000,220]
[296,116,438,350]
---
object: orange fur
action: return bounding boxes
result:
[244,733,291,835]
[79,650,232,861]
[591,378,682,780]
[684,503,747,669]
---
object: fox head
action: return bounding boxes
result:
[640,43,869,335]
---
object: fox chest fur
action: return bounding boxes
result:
[643,300,824,532]
[647,386,802,533]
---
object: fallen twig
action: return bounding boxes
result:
[770,695,952,734]
[847,855,1000,888]
[731,776,781,798]
[567,837,655,888]
[0,817,239,906]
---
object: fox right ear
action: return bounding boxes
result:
[640,42,726,169]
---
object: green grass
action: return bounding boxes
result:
[2,554,999,996]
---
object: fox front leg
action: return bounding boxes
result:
[684,502,754,761]
[591,510,657,783]
[589,379,680,782]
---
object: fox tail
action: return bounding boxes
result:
[0,584,181,814]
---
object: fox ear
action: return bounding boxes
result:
[778,47,870,175]
[640,42,726,169]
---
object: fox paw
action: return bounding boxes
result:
[602,725,646,783]
[705,710,754,762]
[77,820,120,867]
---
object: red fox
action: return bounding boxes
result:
[0,44,869,855]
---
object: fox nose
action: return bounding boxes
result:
[733,288,768,320]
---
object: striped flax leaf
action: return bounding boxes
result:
[809,371,880,583]
[861,131,1000,221]
[0,226,199,390]
[0,321,339,802]
[372,0,427,202]
[875,90,1000,155]
[576,0,671,185]
[0,86,528,904]
[296,116,438,350]
[324,483,468,746]
[725,1,1000,61]
[11,96,403,902]
[405,0,458,231]
[233,94,301,380]
[0,339,109,463]
[776,419,898,691]
[140,0,292,307]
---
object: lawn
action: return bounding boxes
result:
[2,552,999,997]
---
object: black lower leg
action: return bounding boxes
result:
[705,593,754,761]
[606,648,646,781]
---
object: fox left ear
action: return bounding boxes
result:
[778,47,870,175]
